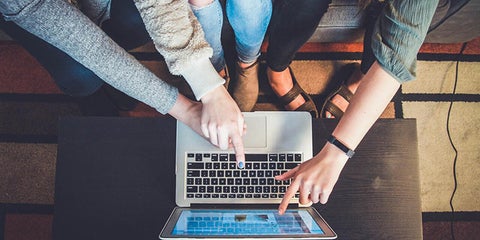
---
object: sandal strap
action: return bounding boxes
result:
[337,85,354,102]
[323,101,344,119]
[296,96,319,118]
[278,81,303,106]
[276,67,318,118]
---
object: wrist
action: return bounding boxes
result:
[169,94,195,120]
[200,85,227,104]
[181,58,224,100]
[321,142,350,167]
[326,134,355,158]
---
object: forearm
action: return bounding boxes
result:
[332,61,401,151]
[3,0,179,114]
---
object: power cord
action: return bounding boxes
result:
[447,42,467,240]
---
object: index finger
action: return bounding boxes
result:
[278,180,300,215]
[230,131,245,168]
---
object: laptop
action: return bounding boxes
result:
[160,111,337,239]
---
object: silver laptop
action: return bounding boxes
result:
[160,111,336,239]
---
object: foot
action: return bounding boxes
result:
[267,66,318,118]
[231,61,259,112]
[267,67,305,110]
[323,63,363,118]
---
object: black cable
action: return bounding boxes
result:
[447,42,467,240]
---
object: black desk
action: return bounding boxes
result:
[54,117,422,240]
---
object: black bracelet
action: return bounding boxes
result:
[327,135,355,158]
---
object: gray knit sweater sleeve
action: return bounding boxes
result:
[0,0,178,114]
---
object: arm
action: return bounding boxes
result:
[1,0,178,114]
[277,62,400,213]
[276,0,439,214]
[133,0,245,164]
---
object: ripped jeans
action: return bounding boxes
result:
[191,0,272,72]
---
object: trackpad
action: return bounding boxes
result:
[243,116,267,148]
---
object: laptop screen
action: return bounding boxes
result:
[160,207,337,239]
[173,209,323,235]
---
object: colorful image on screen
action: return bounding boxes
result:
[171,209,324,236]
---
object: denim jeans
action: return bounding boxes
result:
[0,0,150,96]
[191,0,272,72]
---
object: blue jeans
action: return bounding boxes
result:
[191,0,272,72]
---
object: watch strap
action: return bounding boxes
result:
[327,135,355,158]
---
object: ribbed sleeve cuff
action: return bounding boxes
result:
[180,58,225,100]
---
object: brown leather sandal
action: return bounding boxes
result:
[277,67,319,118]
[320,63,359,119]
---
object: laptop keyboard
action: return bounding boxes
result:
[185,153,302,199]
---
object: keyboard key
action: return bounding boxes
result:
[187,162,204,169]
[187,186,197,192]
[219,178,226,185]
[205,162,212,169]
[285,163,299,169]
[219,154,228,161]
[202,178,210,185]
[246,154,268,161]
[187,170,200,177]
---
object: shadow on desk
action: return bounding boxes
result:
[53,117,421,240]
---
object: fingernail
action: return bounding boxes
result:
[238,161,244,169]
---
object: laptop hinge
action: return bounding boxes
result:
[189,204,297,209]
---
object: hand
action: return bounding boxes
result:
[168,94,205,137]
[200,86,246,167]
[275,143,349,214]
